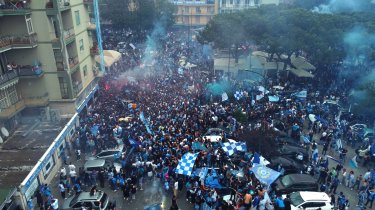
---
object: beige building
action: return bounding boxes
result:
[0,0,100,132]
[219,0,279,13]
[172,0,218,26]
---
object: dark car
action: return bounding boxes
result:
[277,145,308,163]
[273,174,318,194]
[268,157,305,175]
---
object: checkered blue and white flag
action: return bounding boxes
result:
[175,152,199,176]
[234,91,243,100]
[221,142,247,156]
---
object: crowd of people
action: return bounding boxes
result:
[32,28,375,210]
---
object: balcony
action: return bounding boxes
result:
[87,22,96,31]
[0,1,31,17]
[0,33,38,53]
[17,65,44,78]
[45,0,71,15]
[63,27,75,44]
[0,99,25,119]
[90,46,99,56]
[83,0,93,4]
[24,94,49,107]
[73,81,83,96]
[68,56,79,72]
[0,71,18,86]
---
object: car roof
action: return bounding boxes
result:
[77,192,103,201]
[288,174,315,183]
[298,191,330,202]
[84,159,106,168]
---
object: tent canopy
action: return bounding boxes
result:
[95,50,121,68]
[289,68,314,78]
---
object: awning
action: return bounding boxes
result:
[95,55,116,67]
[95,50,122,68]
[289,68,314,78]
[103,50,121,62]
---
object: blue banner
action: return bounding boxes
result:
[139,112,153,135]
[250,164,280,185]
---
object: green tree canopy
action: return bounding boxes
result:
[101,0,176,31]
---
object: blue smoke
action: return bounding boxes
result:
[312,0,375,13]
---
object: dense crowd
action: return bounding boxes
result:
[33,29,375,210]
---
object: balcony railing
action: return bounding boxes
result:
[0,34,38,52]
[0,1,31,16]
[68,56,79,69]
[73,82,83,96]
[63,27,75,41]
[45,0,70,10]
[17,65,44,77]
[0,71,18,86]
[83,0,93,4]
[90,46,99,56]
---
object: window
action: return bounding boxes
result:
[7,85,18,105]
[79,39,84,52]
[222,0,226,5]
[42,156,55,179]
[59,77,69,99]
[229,0,233,4]
[0,90,8,108]
[196,7,201,14]
[245,0,250,5]
[83,65,87,77]
[195,16,200,24]
[74,10,81,26]
[26,17,34,34]
[301,202,326,208]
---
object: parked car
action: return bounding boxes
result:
[267,157,305,175]
[86,146,126,162]
[273,174,318,194]
[276,145,308,162]
[283,191,333,210]
[84,159,121,174]
[62,191,109,210]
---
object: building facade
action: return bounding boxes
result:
[219,0,279,13]
[0,0,99,133]
[172,0,218,26]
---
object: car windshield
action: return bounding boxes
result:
[100,192,107,207]
[289,192,305,206]
[281,176,293,187]
[70,195,79,206]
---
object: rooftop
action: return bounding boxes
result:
[0,119,69,189]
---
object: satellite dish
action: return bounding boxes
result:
[1,127,9,137]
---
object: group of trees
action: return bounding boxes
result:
[198,5,375,116]
[101,0,176,31]
[199,5,375,73]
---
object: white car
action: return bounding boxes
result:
[284,191,333,210]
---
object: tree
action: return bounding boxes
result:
[101,0,176,31]
[198,5,374,73]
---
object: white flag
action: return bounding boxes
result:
[222,92,228,101]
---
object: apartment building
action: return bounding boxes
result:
[219,0,279,13]
[172,0,218,26]
[0,0,99,133]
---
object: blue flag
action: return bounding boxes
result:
[205,169,223,188]
[253,152,261,164]
[250,164,280,185]
[192,142,207,151]
[291,90,307,98]
[268,95,280,102]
